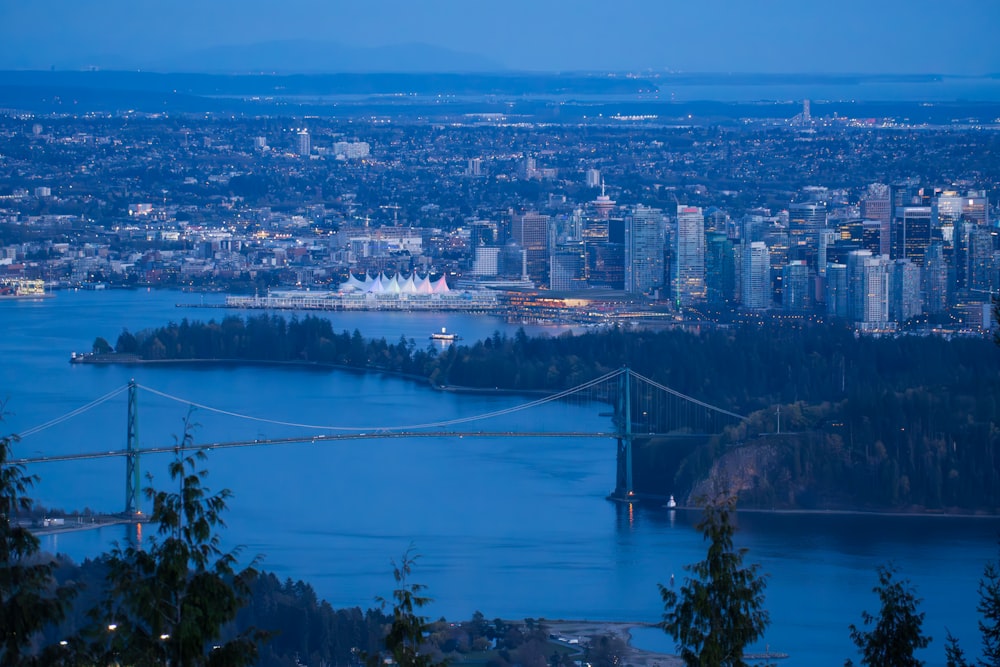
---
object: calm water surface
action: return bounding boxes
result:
[3,289,998,666]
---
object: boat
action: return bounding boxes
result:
[666,495,677,509]
[0,278,53,300]
[430,327,460,342]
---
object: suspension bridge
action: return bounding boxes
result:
[11,367,747,515]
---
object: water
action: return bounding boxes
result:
[3,289,998,666]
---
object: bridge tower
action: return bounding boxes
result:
[613,366,634,499]
[124,379,141,516]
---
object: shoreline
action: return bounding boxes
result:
[542,620,681,667]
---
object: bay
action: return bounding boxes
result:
[2,288,998,666]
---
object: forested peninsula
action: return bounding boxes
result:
[93,314,1000,514]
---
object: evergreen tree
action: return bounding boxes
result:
[365,549,445,667]
[847,563,930,667]
[979,552,1000,666]
[86,418,265,666]
[0,428,76,664]
[659,496,769,667]
[946,630,970,667]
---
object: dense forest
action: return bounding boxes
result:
[100,314,1000,513]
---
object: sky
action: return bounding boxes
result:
[2,0,999,74]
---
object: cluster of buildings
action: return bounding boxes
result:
[0,110,997,331]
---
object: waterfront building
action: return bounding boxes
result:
[741,241,771,310]
[624,204,665,296]
[550,243,587,290]
[672,205,705,305]
[472,246,501,276]
[511,211,551,285]
[586,242,625,289]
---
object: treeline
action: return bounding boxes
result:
[107,315,1000,512]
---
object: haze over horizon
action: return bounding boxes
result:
[2,0,999,75]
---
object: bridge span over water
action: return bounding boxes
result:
[12,367,747,514]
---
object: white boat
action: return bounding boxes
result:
[430,327,460,341]
[666,495,677,509]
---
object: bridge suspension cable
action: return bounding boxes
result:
[18,385,130,438]
[135,368,623,433]
[629,369,748,421]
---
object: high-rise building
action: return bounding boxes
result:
[890,206,932,265]
[672,205,705,305]
[585,168,601,188]
[296,129,311,157]
[742,241,771,310]
[624,205,665,296]
[586,243,625,289]
[922,242,949,314]
[861,184,892,256]
[968,226,996,292]
[472,246,501,276]
[705,232,736,308]
[825,263,849,318]
[550,243,587,290]
[782,261,811,310]
[511,211,551,285]
[889,259,922,323]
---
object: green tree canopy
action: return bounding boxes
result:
[0,427,76,664]
[85,418,265,666]
[847,563,930,667]
[659,496,769,667]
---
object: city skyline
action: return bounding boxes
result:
[3,0,1000,74]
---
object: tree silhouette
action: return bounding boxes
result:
[659,496,769,667]
[0,426,76,664]
[87,416,265,666]
[365,548,445,667]
[847,563,930,667]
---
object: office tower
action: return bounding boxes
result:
[585,168,601,188]
[818,228,837,276]
[586,242,625,289]
[968,226,996,292]
[847,250,873,322]
[705,232,736,308]
[787,202,826,269]
[890,206,932,264]
[466,158,483,177]
[826,263,849,318]
[861,184,892,256]
[253,136,268,151]
[742,241,771,309]
[848,251,891,326]
[889,259,922,322]
[624,205,665,296]
[922,242,949,314]
[499,244,528,280]
[672,205,705,305]
[782,261,811,310]
[296,129,311,157]
[511,211,551,284]
[550,243,587,290]
[472,246,501,276]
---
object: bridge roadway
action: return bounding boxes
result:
[12,430,709,464]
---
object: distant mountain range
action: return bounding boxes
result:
[8,40,506,74]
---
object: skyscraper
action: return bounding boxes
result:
[673,205,706,305]
[742,241,771,310]
[624,205,665,295]
[705,232,736,308]
[296,129,311,157]
[511,211,551,285]
[782,260,810,310]
[889,259,922,323]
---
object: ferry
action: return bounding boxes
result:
[0,278,52,300]
[430,327,460,342]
